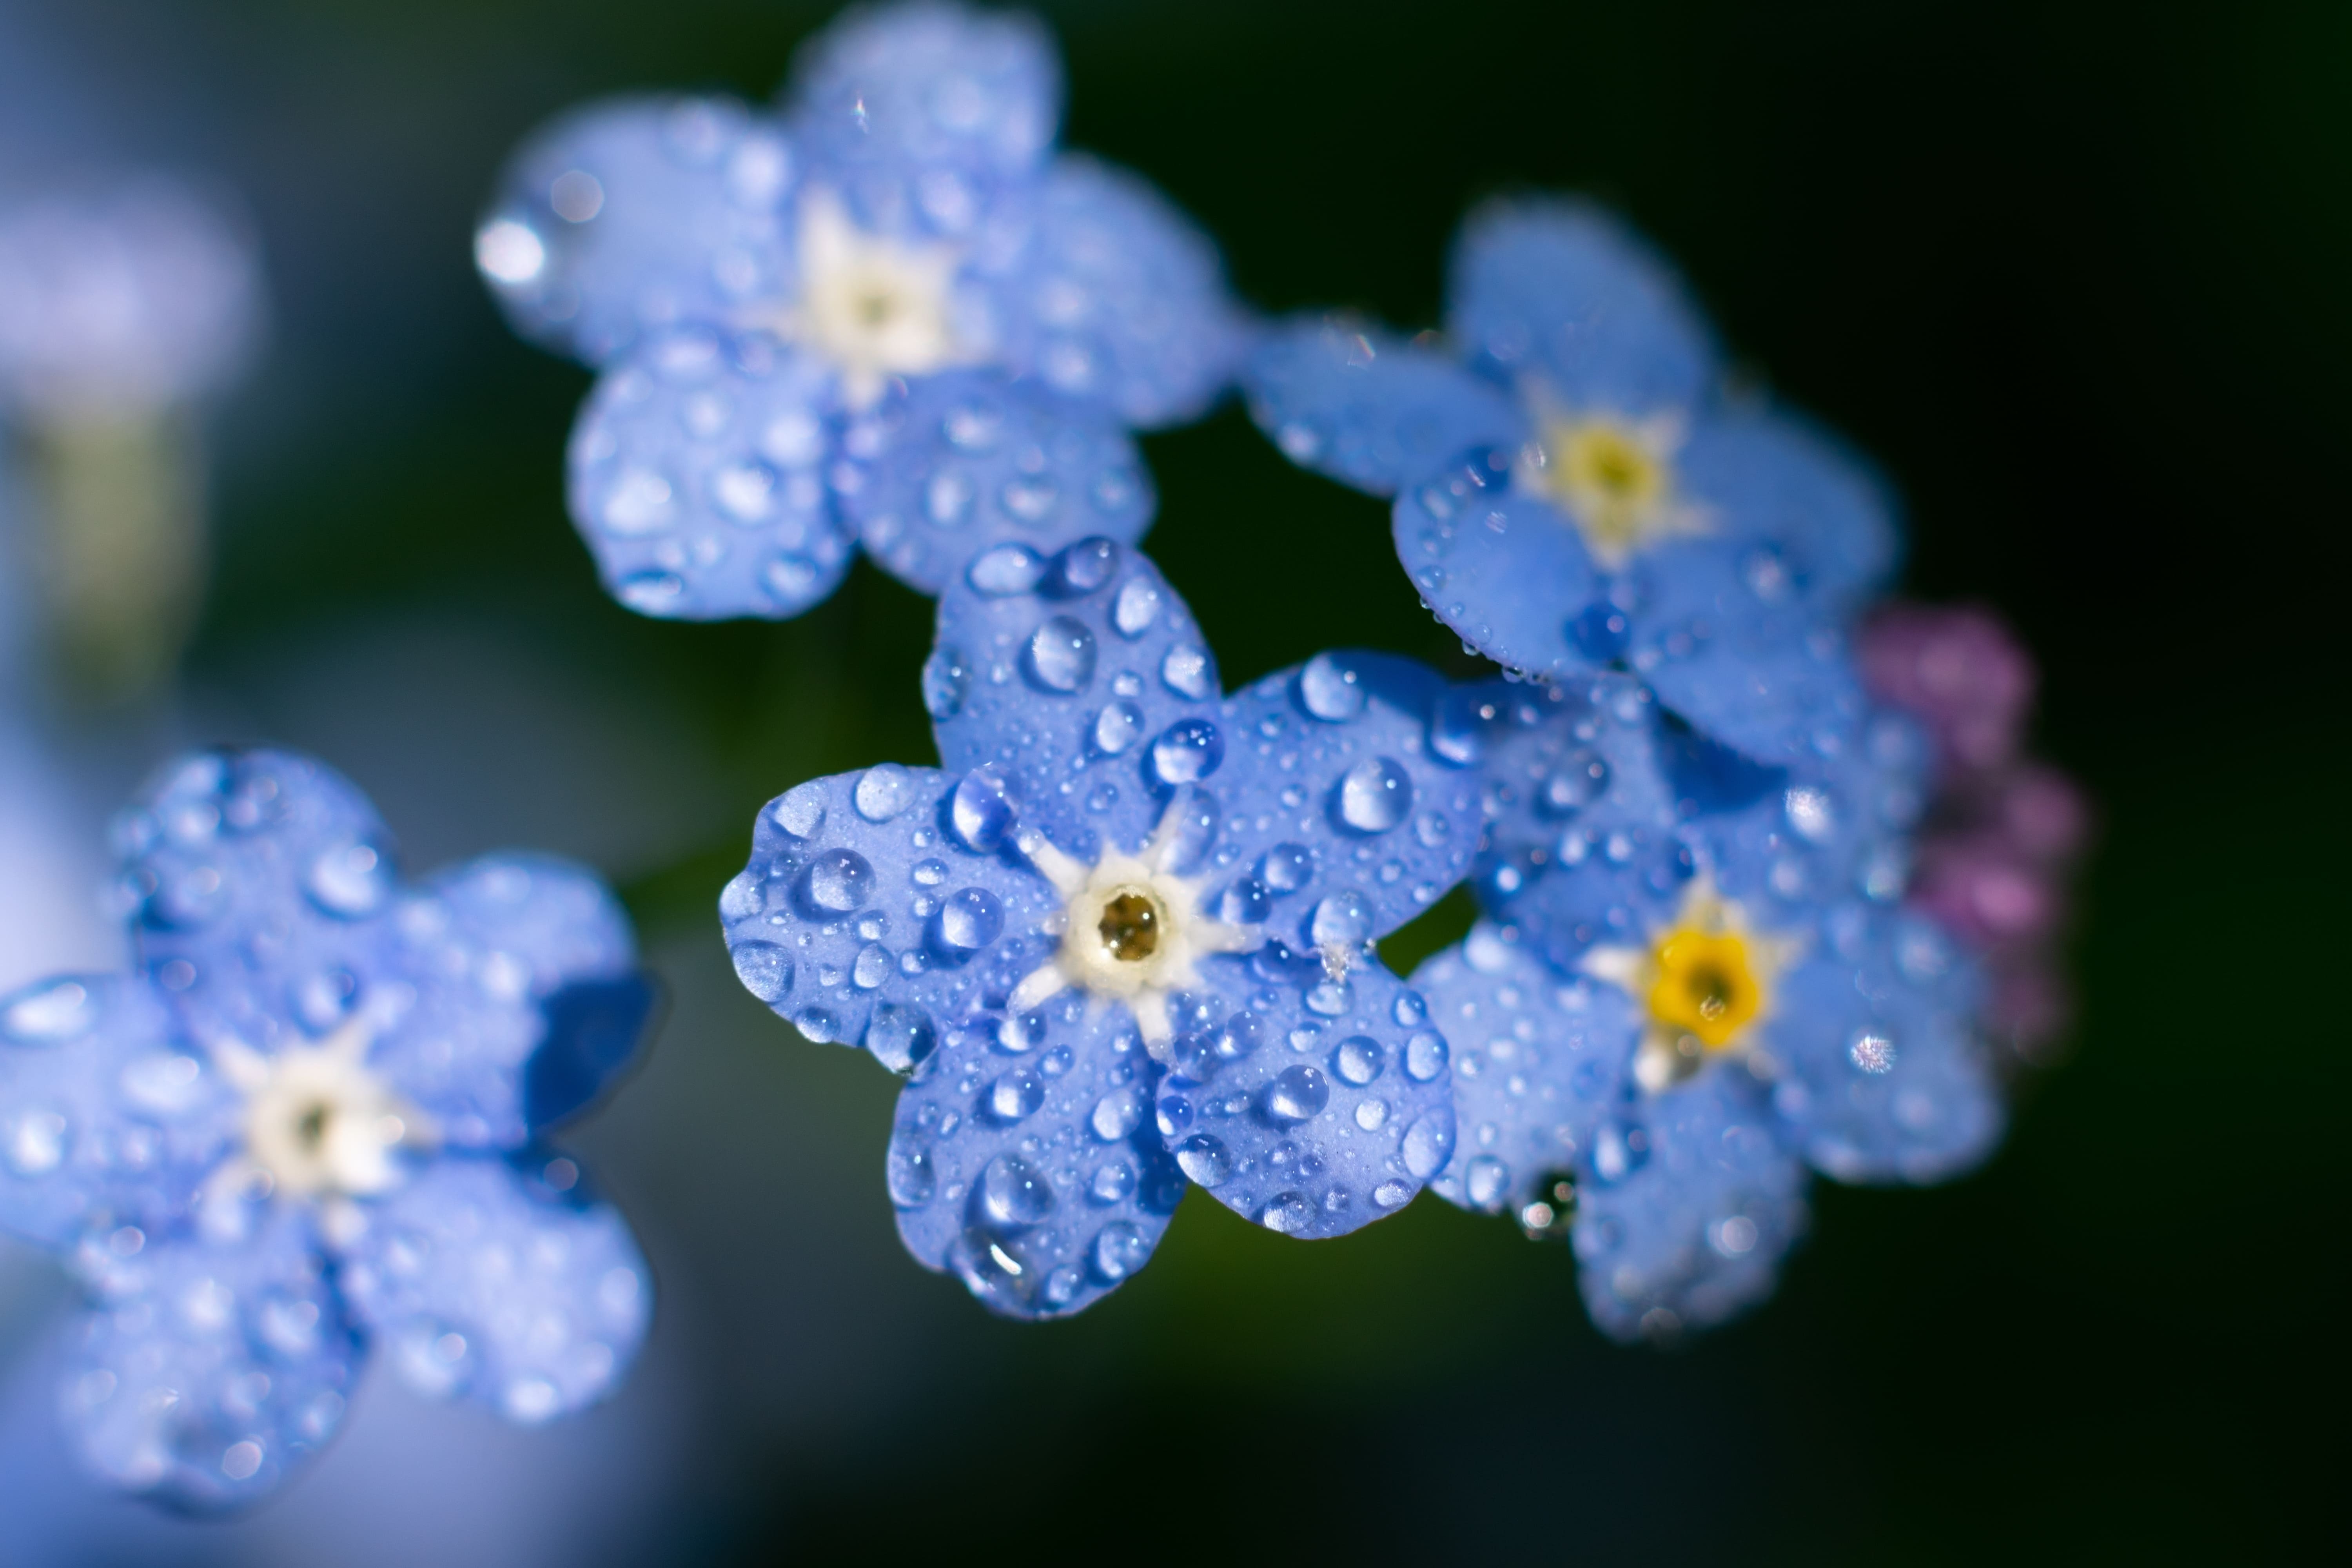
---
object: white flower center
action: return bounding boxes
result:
[1515,391,1709,570]
[1009,808,1263,1054]
[212,1011,431,1201]
[780,187,967,409]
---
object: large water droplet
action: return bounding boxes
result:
[1336,757,1413,834]
[801,849,874,914]
[990,1068,1046,1122]
[1093,1220,1148,1280]
[1402,1113,1454,1179]
[852,943,892,988]
[1093,701,1143,755]
[949,769,1016,851]
[307,842,390,919]
[867,1004,937,1073]
[1263,1065,1330,1125]
[1049,538,1118,594]
[1260,1192,1315,1234]
[731,940,794,1002]
[3,980,94,1040]
[1161,645,1214,700]
[772,781,827,838]
[978,1155,1054,1229]
[1173,1133,1232,1187]
[922,646,971,719]
[855,764,916,822]
[1025,616,1098,693]
[1332,1035,1384,1086]
[1405,1030,1449,1081]
[1298,653,1365,722]
[967,544,1044,596]
[887,1138,937,1205]
[1310,890,1372,946]
[1258,843,1312,893]
[931,887,1004,955]
[1091,1084,1146,1142]
[1112,577,1161,638]
[1149,719,1223,786]
[1465,1155,1511,1209]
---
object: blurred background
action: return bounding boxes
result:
[0,0,2340,1561]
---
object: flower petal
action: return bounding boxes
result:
[1571,1070,1808,1341]
[1674,405,1899,609]
[63,1206,360,1512]
[0,974,235,1245]
[1151,951,1456,1238]
[477,95,796,367]
[721,764,1062,1060]
[335,1153,650,1425]
[1415,930,1637,1218]
[887,1004,1182,1318]
[838,370,1152,595]
[566,327,854,621]
[1245,314,1523,496]
[1390,453,1605,681]
[1445,197,1716,416]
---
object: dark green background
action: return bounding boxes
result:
[43,0,2352,1559]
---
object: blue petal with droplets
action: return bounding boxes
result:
[1688,707,1929,917]
[1244,315,1524,495]
[0,975,235,1245]
[1154,952,1456,1238]
[1571,1070,1808,1341]
[336,1153,651,1423]
[63,1207,360,1513]
[476,96,795,367]
[1674,405,1899,610]
[1389,454,1605,679]
[1445,197,1717,416]
[565,327,854,621]
[887,1003,1181,1318]
[720,764,1063,1059]
[838,370,1153,594]
[1416,929,1637,1218]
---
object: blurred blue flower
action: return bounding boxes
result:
[1415,678,2000,1339]
[1245,199,1898,762]
[477,0,1248,621]
[0,748,657,1511]
[722,537,1481,1314]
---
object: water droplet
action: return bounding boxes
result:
[855,764,916,822]
[731,941,793,1002]
[867,1004,938,1072]
[763,553,824,605]
[967,544,1045,596]
[6,1108,67,1174]
[1025,615,1098,693]
[1298,653,1365,722]
[1539,749,1609,817]
[1260,1192,1315,1234]
[772,781,828,838]
[1336,757,1413,834]
[1372,1178,1412,1208]
[1093,1221,1148,1279]
[853,943,892,988]
[1161,645,1214,700]
[990,1068,1046,1121]
[1091,1160,1137,1204]
[1174,1133,1233,1187]
[801,849,874,914]
[1258,843,1312,893]
[1049,538,1118,594]
[1263,1065,1330,1125]
[1091,1085,1146,1142]
[794,1006,844,1043]
[931,887,1004,955]
[1112,577,1161,638]
[1356,1097,1388,1131]
[922,646,971,719]
[978,1155,1054,1228]
[925,470,974,526]
[1217,878,1270,925]
[1092,700,1144,755]
[1402,1113,1454,1179]
[1405,1031,1449,1082]
[306,842,390,918]
[1310,890,1372,946]
[1149,719,1224,786]
[1333,1036,1384,1086]
[887,1138,938,1205]
[1393,991,1426,1027]
[949,769,1016,851]
[3,980,94,1040]
[1465,1155,1510,1209]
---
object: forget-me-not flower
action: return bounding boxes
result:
[1245,199,1897,763]
[477,0,1248,621]
[0,749,657,1510]
[1412,676,2000,1339]
[722,537,1481,1315]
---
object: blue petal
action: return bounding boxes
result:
[477,96,795,367]
[1445,198,1716,414]
[1469,675,1691,973]
[0,974,234,1246]
[784,1,1060,196]
[567,327,855,621]
[1674,405,1899,608]
[335,1153,651,1424]
[63,1207,360,1512]
[932,537,1219,861]
[1764,906,2004,1185]
[1244,314,1524,496]
[1571,1069,1808,1341]
[1390,453,1605,681]
[1214,651,1484,950]
[1154,951,1458,1238]
[984,154,1247,427]
[1416,928,1637,1217]
[886,1004,1181,1318]
[838,370,1153,595]
[1691,708,1930,917]
[720,764,1063,1059]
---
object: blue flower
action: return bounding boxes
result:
[1245,199,1898,762]
[1414,677,2000,1339]
[722,537,1482,1315]
[0,749,657,1510]
[477,0,1248,621]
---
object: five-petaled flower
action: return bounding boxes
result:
[1244,198,1897,763]
[721,537,1481,1316]
[1410,674,2002,1339]
[477,0,1249,620]
[0,749,657,1510]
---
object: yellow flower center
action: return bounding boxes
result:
[1549,418,1671,558]
[1644,927,1762,1052]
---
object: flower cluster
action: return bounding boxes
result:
[0,749,655,1510]
[477,0,1246,621]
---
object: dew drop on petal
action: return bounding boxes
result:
[855,764,916,822]
[1173,1133,1232,1188]
[1025,615,1097,693]
[1298,653,1365,722]
[1336,757,1413,834]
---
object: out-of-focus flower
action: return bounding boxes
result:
[1417,679,2000,1339]
[1245,200,1896,762]
[1859,602,2090,1061]
[477,0,1248,621]
[721,537,1480,1314]
[0,748,657,1511]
